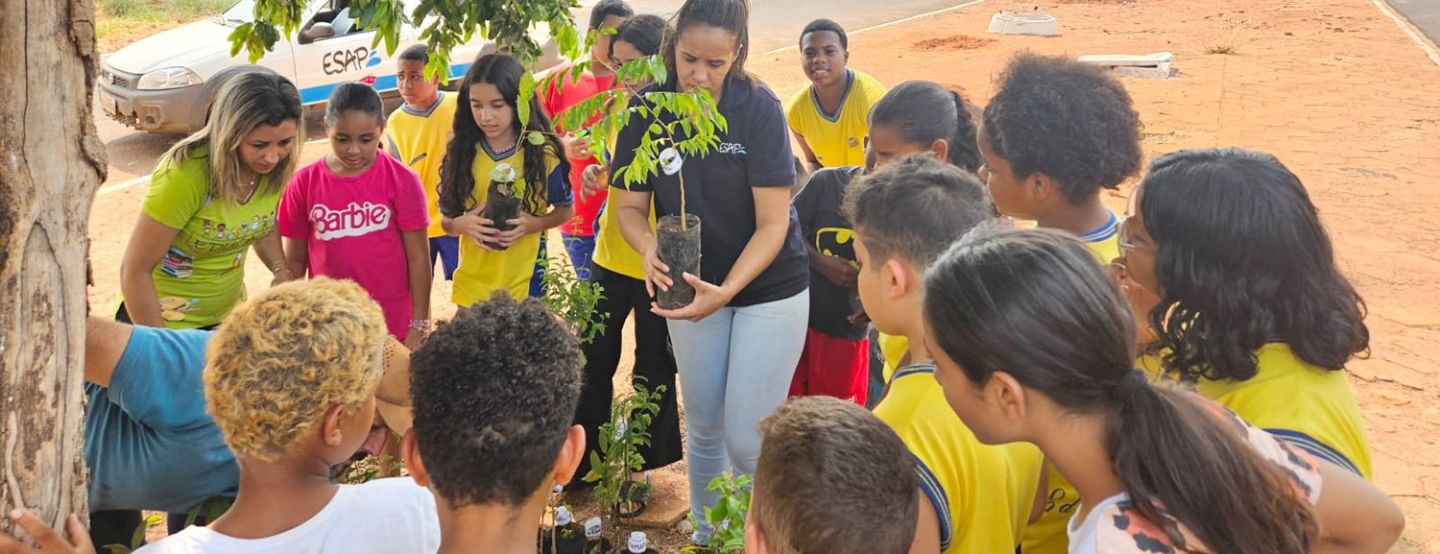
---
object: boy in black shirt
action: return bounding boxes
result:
[789,165,869,405]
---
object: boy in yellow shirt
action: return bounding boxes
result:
[388,44,460,280]
[974,55,1144,553]
[846,155,1045,553]
[786,19,886,173]
[976,53,1142,264]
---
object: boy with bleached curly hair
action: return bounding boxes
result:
[138,277,439,554]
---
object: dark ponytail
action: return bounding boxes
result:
[868,80,981,173]
[922,227,1318,554]
[439,54,568,218]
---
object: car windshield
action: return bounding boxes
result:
[218,0,256,26]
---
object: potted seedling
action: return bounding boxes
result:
[679,473,751,554]
[650,146,701,310]
[539,49,728,310]
[582,379,665,551]
[478,163,525,250]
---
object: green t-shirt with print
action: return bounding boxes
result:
[136,146,282,328]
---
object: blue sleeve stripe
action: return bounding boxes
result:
[912,453,954,550]
[1078,210,1120,243]
[1265,428,1363,477]
[547,165,572,207]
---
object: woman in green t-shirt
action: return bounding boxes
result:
[119,72,303,329]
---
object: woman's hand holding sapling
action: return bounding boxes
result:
[651,273,734,322]
[640,242,672,297]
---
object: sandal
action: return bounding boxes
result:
[617,473,653,518]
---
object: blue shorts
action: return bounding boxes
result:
[429,236,459,281]
[562,234,596,281]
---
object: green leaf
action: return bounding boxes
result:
[528,132,545,146]
[518,71,537,132]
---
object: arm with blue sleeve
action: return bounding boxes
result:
[86,317,213,430]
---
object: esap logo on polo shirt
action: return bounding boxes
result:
[717,142,747,155]
[310,202,392,241]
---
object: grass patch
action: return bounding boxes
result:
[97,0,236,53]
[1206,44,1237,55]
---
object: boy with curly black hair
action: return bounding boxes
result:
[977,53,1143,554]
[977,53,1143,264]
[401,292,586,553]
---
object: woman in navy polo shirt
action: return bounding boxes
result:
[610,0,810,543]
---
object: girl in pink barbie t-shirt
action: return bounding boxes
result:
[280,82,431,347]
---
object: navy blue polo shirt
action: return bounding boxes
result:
[612,74,809,307]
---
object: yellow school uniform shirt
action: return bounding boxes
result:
[875,363,1044,553]
[1022,212,1127,554]
[879,332,909,384]
[591,100,653,280]
[785,69,886,168]
[387,92,458,238]
[592,193,655,280]
[1197,343,1373,478]
[451,143,564,306]
[1080,210,1121,264]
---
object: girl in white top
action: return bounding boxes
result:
[919,227,1404,554]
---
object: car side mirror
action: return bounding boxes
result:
[304,22,336,41]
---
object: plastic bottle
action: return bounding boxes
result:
[540,506,586,554]
[627,531,659,554]
[583,516,609,554]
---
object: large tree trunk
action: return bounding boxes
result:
[0,0,105,536]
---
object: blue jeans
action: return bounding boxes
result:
[667,289,808,540]
[561,233,596,281]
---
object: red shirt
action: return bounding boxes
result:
[542,64,617,236]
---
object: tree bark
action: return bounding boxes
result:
[0,0,105,537]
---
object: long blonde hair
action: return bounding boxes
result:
[164,71,303,203]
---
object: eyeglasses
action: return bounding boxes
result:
[1116,215,1152,259]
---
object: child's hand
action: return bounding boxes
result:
[403,327,426,351]
[497,214,543,246]
[813,254,859,288]
[452,210,499,251]
[581,165,609,198]
[563,134,593,162]
[0,510,95,554]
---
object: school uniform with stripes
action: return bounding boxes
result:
[874,363,1044,553]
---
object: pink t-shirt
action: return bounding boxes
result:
[279,154,429,339]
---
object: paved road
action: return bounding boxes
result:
[94,0,973,185]
[1385,0,1440,45]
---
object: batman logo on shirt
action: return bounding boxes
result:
[816,227,858,264]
